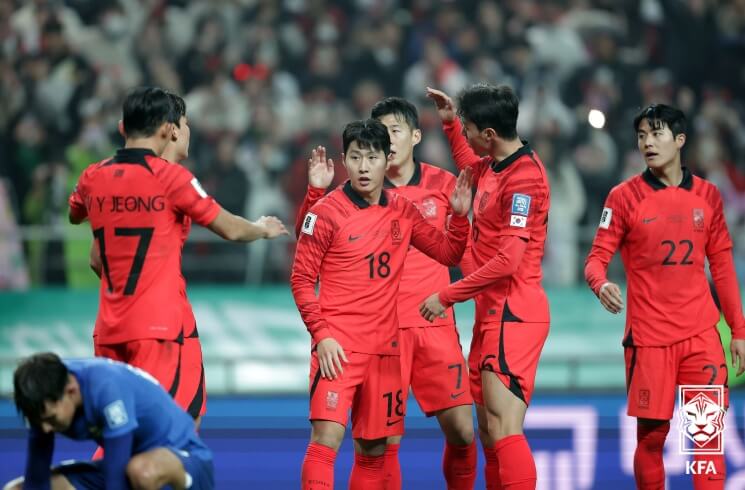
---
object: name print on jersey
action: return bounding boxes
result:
[86,195,166,213]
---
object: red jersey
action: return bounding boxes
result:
[294,162,458,328]
[290,181,469,355]
[438,119,551,326]
[585,167,745,346]
[69,148,220,344]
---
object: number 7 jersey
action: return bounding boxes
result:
[585,167,745,346]
[68,148,221,344]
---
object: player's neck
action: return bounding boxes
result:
[491,138,523,163]
[386,159,415,187]
[124,137,167,156]
[648,159,683,187]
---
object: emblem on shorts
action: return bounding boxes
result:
[391,220,402,244]
[326,391,339,411]
[693,208,704,232]
[638,389,650,408]
[678,385,725,456]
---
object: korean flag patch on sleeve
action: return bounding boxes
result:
[103,400,129,429]
[301,212,317,235]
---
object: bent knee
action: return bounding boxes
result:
[126,456,159,489]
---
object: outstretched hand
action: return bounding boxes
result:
[449,167,473,216]
[426,87,456,123]
[308,145,334,189]
[257,215,289,239]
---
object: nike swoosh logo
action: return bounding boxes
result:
[642,217,657,224]
[348,235,362,241]
[386,418,402,426]
[450,391,465,400]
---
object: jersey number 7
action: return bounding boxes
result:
[93,227,154,295]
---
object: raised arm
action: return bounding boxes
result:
[294,146,334,237]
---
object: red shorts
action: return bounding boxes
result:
[308,351,404,440]
[94,330,206,419]
[468,321,549,406]
[625,326,728,420]
[399,325,472,416]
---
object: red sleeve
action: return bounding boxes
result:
[408,200,469,266]
[68,171,89,222]
[290,207,336,344]
[498,172,547,240]
[442,118,490,173]
[440,234,527,306]
[294,186,326,238]
[584,186,630,295]
[705,188,745,338]
[165,165,221,226]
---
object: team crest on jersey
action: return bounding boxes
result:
[599,207,613,229]
[419,198,437,219]
[478,192,491,213]
[391,220,402,244]
[326,391,339,411]
[693,208,704,232]
[511,193,531,216]
[301,212,317,235]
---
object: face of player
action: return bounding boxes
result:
[462,119,491,156]
[163,115,190,162]
[38,381,77,433]
[344,140,390,202]
[378,114,421,169]
[637,118,685,170]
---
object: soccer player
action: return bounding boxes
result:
[68,87,288,424]
[424,84,551,490]
[4,352,213,490]
[291,118,472,489]
[584,103,745,489]
[87,93,212,429]
[293,97,476,489]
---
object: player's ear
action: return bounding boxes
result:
[117,120,126,139]
[411,128,422,146]
[675,133,686,150]
[385,153,392,170]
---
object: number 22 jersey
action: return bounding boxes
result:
[68,148,221,344]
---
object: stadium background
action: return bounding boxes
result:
[1,0,745,488]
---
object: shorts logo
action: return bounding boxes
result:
[678,385,725,456]
[693,208,705,232]
[599,207,613,229]
[478,192,491,213]
[511,193,531,216]
[510,215,527,228]
[391,219,402,244]
[190,177,208,198]
[326,391,339,411]
[638,389,650,408]
[301,212,317,236]
[104,400,129,429]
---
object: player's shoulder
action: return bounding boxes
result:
[690,173,722,204]
[608,172,648,202]
[420,161,456,180]
[304,185,350,224]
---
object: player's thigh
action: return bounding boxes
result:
[308,351,367,437]
[174,336,207,419]
[625,344,677,420]
[127,447,191,489]
[353,355,405,440]
[468,325,484,407]
[479,321,549,407]
[677,327,728,387]
[410,325,473,416]
[397,328,417,410]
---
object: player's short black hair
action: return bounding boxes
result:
[342,118,391,157]
[456,83,519,140]
[14,352,69,426]
[633,104,687,137]
[371,97,420,130]
[168,92,187,128]
[122,86,181,138]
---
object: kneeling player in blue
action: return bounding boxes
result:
[4,353,213,490]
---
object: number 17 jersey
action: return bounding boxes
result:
[68,148,220,344]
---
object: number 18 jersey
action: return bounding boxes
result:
[68,148,220,344]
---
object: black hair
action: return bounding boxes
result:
[122,86,180,138]
[370,97,419,130]
[13,352,69,426]
[456,83,519,140]
[633,104,687,137]
[342,118,391,156]
[168,92,186,128]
